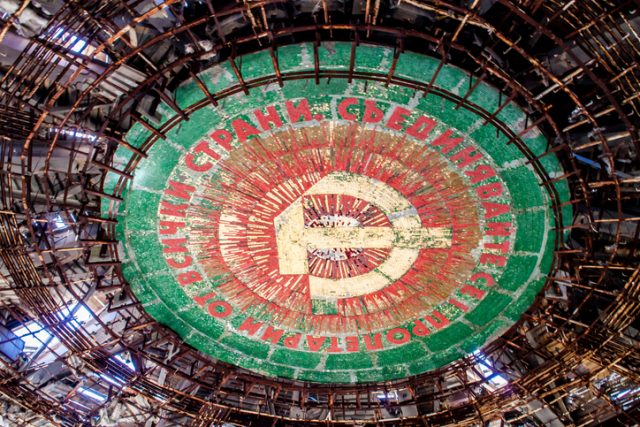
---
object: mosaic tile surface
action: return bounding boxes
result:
[112,43,570,383]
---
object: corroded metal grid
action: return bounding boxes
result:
[0,1,638,426]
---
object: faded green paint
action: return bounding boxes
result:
[464,293,513,326]
[109,43,570,384]
[425,323,475,353]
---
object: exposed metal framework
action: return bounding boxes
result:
[0,1,638,426]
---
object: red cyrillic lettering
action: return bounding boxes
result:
[193,291,217,306]
[192,141,221,159]
[285,99,313,123]
[362,100,384,123]
[338,98,358,120]
[482,202,510,219]
[386,106,411,130]
[425,311,450,330]
[166,255,192,269]
[185,141,221,172]
[165,180,195,201]
[177,270,202,286]
[460,284,486,299]
[327,337,343,352]
[406,115,436,140]
[475,182,503,199]
[209,129,233,151]
[183,155,206,172]
[306,336,326,352]
[448,298,469,312]
[261,326,285,345]
[363,333,383,350]
[254,106,283,130]
[207,301,232,318]
[485,240,510,254]
[283,334,302,349]
[386,328,411,345]
[345,336,359,352]
[431,129,463,154]
[470,272,495,287]
[451,146,483,169]
[412,320,431,336]
[238,317,263,336]
[486,222,512,236]
[159,220,185,235]
[162,238,188,253]
[231,118,260,142]
[159,201,187,218]
[466,165,496,184]
[480,253,507,267]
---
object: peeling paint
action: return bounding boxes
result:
[114,43,569,383]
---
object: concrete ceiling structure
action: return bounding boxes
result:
[0,1,639,426]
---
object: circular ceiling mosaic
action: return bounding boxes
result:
[111,43,570,383]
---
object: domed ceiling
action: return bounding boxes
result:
[0,0,638,426]
[117,44,566,383]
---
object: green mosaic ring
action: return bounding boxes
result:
[110,43,570,383]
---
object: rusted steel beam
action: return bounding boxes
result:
[313,33,320,85]
[205,1,226,44]
[482,91,516,126]
[155,89,189,121]
[83,188,123,202]
[79,215,118,224]
[385,38,403,87]
[103,136,147,158]
[495,0,638,150]
[229,44,249,95]
[189,69,218,106]
[91,160,133,179]
[85,260,120,267]
[348,33,358,84]
[130,113,165,140]
[269,45,283,87]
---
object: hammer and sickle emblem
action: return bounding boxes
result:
[274,172,452,298]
